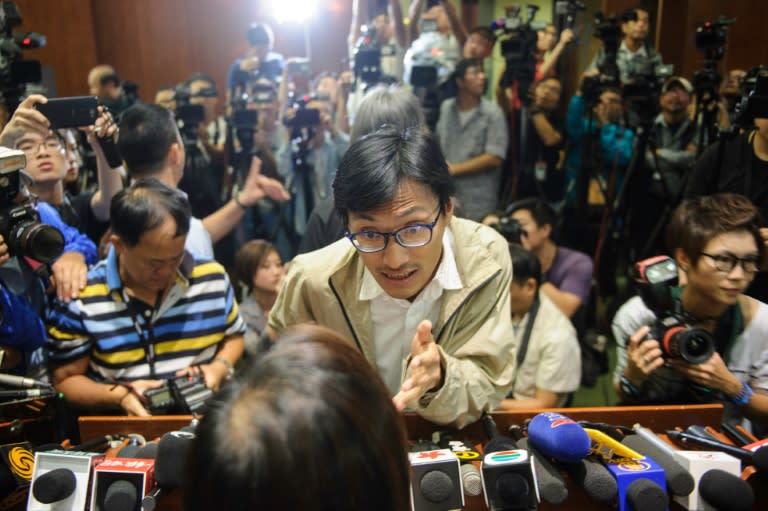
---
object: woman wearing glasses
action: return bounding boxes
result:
[613,193,768,431]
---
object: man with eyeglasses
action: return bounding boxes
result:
[268,127,515,428]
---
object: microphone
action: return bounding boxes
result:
[563,456,617,503]
[516,437,568,505]
[0,442,34,509]
[92,457,155,511]
[0,373,52,389]
[527,412,591,463]
[672,450,747,511]
[27,449,104,510]
[141,431,195,511]
[622,433,695,496]
[600,456,668,511]
[480,436,537,511]
[699,469,755,511]
[460,464,482,497]
[409,449,464,511]
[667,430,768,470]
[0,388,56,400]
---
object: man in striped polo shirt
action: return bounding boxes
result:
[46,179,245,416]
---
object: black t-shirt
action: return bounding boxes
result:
[516,112,563,201]
[56,192,110,246]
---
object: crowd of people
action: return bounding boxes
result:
[1,3,767,502]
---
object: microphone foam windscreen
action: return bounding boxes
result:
[623,434,694,496]
[32,467,77,504]
[625,479,668,511]
[155,432,194,488]
[460,463,482,497]
[135,442,159,459]
[752,445,768,472]
[496,472,529,502]
[419,470,454,503]
[517,437,568,505]
[564,457,617,503]
[104,480,139,511]
[484,436,518,454]
[699,469,755,511]
[117,443,142,458]
[528,412,591,463]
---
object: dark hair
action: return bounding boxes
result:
[99,71,121,87]
[118,103,180,177]
[333,127,455,222]
[666,193,767,267]
[110,178,191,247]
[233,239,279,298]
[186,72,217,88]
[506,198,557,229]
[350,84,424,142]
[621,5,650,23]
[455,57,483,81]
[247,22,273,47]
[509,243,542,286]
[183,325,411,511]
[468,26,496,44]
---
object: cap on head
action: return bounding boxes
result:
[662,76,693,95]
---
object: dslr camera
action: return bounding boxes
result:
[0,147,63,264]
[143,373,213,415]
[633,255,715,364]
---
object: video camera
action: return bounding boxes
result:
[692,16,735,102]
[492,4,541,92]
[0,2,45,113]
[732,67,768,126]
[352,24,396,89]
[581,12,622,104]
[283,92,323,140]
[143,373,213,415]
[633,255,715,364]
[554,0,586,30]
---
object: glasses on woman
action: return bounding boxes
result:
[700,252,759,274]
[346,209,441,253]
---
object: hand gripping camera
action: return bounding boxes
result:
[143,374,213,415]
[633,255,716,364]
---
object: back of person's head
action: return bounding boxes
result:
[110,178,191,247]
[186,72,216,89]
[334,127,455,221]
[350,84,425,142]
[469,26,496,45]
[509,243,542,286]
[507,198,557,229]
[233,239,277,296]
[182,325,411,511]
[118,103,180,178]
[666,193,767,267]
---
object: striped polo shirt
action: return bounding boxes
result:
[46,247,245,382]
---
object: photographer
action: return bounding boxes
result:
[5,94,124,249]
[564,72,634,205]
[47,179,245,416]
[588,6,663,87]
[535,24,574,82]
[87,65,134,117]
[613,194,768,431]
[226,22,284,105]
[435,58,507,221]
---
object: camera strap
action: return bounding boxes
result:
[515,293,541,368]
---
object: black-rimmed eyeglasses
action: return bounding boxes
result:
[346,210,441,253]
[700,252,759,274]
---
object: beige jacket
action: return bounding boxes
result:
[268,217,515,428]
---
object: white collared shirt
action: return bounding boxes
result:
[360,227,464,396]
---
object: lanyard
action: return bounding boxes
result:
[126,290,163,378]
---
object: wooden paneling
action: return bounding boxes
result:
[14,0,98,98]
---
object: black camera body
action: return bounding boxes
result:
[633,255,716,365]
[492,215,526,245]
[0,148,63,264]
[494,5,540,91]
[144,374,213,415]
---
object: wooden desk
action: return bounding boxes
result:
[79,404,766,510]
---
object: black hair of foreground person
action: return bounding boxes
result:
[182,324,411,511]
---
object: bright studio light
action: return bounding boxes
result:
[268,0,316,24]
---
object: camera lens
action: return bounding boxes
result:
[11,222,64,263]
[665,327,715,364]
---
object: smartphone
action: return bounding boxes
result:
[36,96,98,129]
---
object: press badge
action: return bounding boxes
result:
[534,161,547,182]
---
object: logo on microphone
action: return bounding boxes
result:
[616,460,651,472]
[7,446,34,480]
[491,451,521,462]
